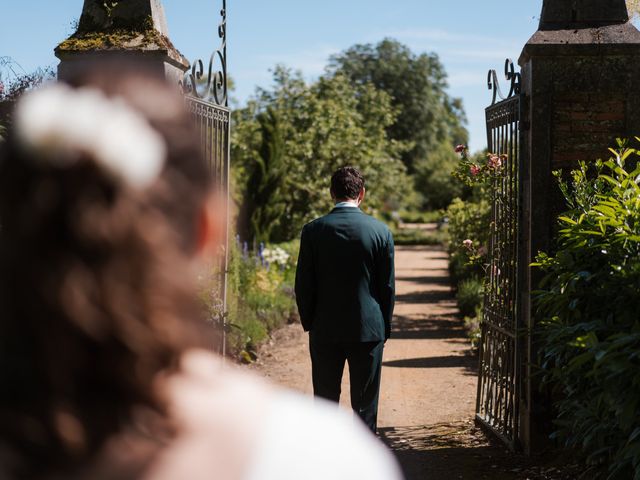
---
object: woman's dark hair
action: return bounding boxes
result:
[330,166,365,201]
[0,68,213,478]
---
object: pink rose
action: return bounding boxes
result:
[470,165,480,176]
[463,239,473,250]
[488,155,502,169]
[455,144,466,153]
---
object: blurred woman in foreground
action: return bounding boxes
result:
[0,70,402,480]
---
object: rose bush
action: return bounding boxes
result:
[446,145,493,344]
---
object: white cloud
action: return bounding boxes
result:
[232,45,340,103]
[258,45,340,77]
[443,47,521,61]
[385,27,510,45]
[448,71,483,88]
[376,26,521,65]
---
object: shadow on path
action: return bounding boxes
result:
[379,422,584,480]
[395,290,453,305]
[390,315,466,341]
[379,421,511,480]
[383,354,476,375]
[396,275,452,286]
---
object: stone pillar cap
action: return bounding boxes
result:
[55,0,188,71]
[520,0,640,64]
[539,0,629,30]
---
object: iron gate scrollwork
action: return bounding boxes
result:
[182,0,230,355]
[476,59,522,450]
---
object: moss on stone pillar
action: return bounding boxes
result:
[55,0,188,82]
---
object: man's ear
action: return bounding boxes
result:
[358,187,366,204]
[196,192,226,258]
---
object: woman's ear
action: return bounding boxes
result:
[196,192,226,259]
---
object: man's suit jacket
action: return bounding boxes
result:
[295,206,395,342]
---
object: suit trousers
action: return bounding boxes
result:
[309,335,384,433]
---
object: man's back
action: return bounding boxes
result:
[295,206,395,342]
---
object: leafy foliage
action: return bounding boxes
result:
[0,58,54,140]
[414,140,466,209]
[328,39,468,208]
[446,146,492,338]
[238,108,288,243]
[232,67,409,242]
[224,238,299,359]
[392,227,447,246]
[446,194,491,284]
[456,277,484,319]
[534,144,640,479]
[0,57,54,103]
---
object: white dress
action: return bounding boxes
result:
[145,350,403,480]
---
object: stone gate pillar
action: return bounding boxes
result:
[518,0,640,453]
[55,0,189,82]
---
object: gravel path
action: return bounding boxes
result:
[250,245,580,480]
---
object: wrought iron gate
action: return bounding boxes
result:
[181,0,230,355]
[475,59,522,449]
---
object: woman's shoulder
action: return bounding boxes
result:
[149,349,403,480]
[145,349,273,480]
[245,391,403,480]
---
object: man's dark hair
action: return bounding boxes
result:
[330,166,365,200]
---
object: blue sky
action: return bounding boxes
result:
[1,0,545,151]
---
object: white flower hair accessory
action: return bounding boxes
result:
[14,83,166,189]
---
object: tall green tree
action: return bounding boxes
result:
[328,39,468,208]
[238,108,287,244]
[232,66,409,242]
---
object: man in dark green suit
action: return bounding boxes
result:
[295,166,395,433]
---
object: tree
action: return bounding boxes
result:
[238,108,288,244]
[328,39,468,209]
[0,58,55,138]
[232,66,409,242]
[0,57,54,103]
[414,140,465,209]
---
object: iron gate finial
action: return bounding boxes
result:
[180,0,228,107]
[487,59,521,106]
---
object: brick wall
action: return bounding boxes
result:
[552,93,626,169]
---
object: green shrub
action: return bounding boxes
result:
[392,227,447,246]
[397,209,443,224]
[464,306,482,351]
[534,145,640,479]
[221,238,298,359]
[456,277,484,318]
[446,196,490,283]
[446,146,494,347]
